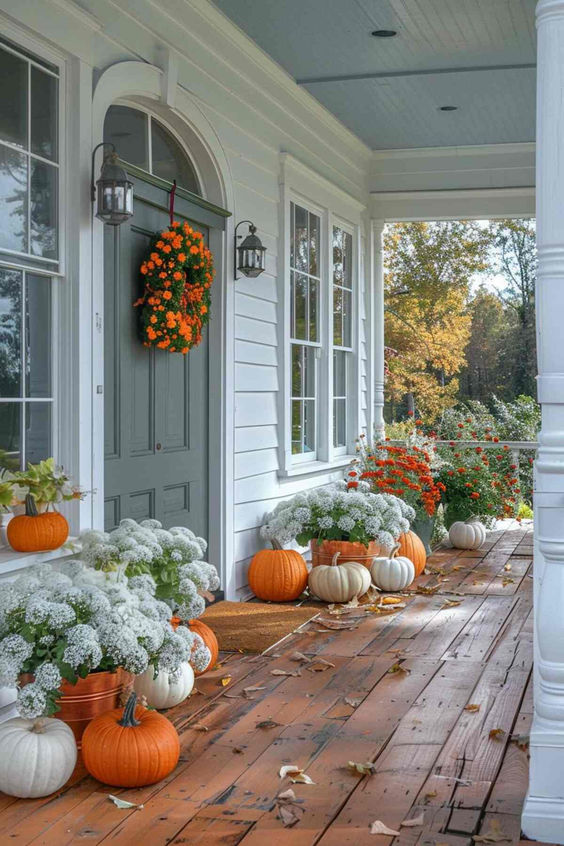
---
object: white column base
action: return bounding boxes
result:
[522,717,564,843]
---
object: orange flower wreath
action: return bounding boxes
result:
[135,220,214,353]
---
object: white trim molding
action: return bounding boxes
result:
[370,186,535,222]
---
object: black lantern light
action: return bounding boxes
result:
[91,142,133,225]
[234,220,266,279]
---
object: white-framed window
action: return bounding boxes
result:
[290,201,322,460]
[332,225,354,452]
[0,36,60,471]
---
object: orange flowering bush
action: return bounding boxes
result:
[135,220,214,353]
[353,436,444,519]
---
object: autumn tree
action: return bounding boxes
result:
[459,286,513,402]
[384,221,489,421]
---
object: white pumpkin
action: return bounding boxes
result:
[134,661,194,709]
[0,717,77,798]
[370,545,415,592]
[448,519,487,550]
[308,552,371,603]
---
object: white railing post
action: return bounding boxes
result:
[372,219,386,440]
[523,2,564,841]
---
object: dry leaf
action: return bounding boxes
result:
[441,599,462,609]
[109,795,144,810]
[279,765,315,784]
[220,676,232,687]
[464,703,481,713]
[489,728,506,741]
[308,658,335,672]
[243,685,266,700]
[511,733,530,750]
[424,790,437,802]
[370,820,400,836]
[387,662,411,676]
[417,584,441,595]
[291,771,315,784]
[316,618,359,630]
[502,577,515,587]
[232,746,244,754]
[276,788,305,828]
[503,563,512,572]
[191,723,209,732]
[271,669,301,677]
[401,812,425,828]
[290,652,311,663]
[473,819,512,842]
[379,596,405,606]
[347,760,377,776]
[344,696,362,708]
[256,719,282,729]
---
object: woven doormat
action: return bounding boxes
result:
[200,601,318,654]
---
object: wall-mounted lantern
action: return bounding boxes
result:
[234,220,266,279]
[91,142,134,225]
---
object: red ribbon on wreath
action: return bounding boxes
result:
[134,220,214,353]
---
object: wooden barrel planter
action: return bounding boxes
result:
[310,539,381,569]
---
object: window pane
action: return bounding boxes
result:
[343,290,352,347]
[31,66,58,161]
[292,272,307,340]
[293,204,308,272]
[0,267,22,397]
[333,350,346,397]
[30,159,57,259]
[309,278,318,343]
[333,286,343,346]
[291,344,302,396]
[309,212,319,276]
[333,227,343,284]
[0,47,27,149]
[0,403,22,470]
[303,345,316,398]
[0,146,28,254]
[334,398,346,448]
[291,400,302,454]
[25,401,51,464]
[343,231,353,289]
[26,274,51,397]
[151,119,199,194]
[303,399,315,453]
[104,105,148,170]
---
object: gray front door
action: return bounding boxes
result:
[103,175,216,536]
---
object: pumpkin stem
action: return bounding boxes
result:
[330,552,341,567]
[390,543,401,559]
[271,539,283,551]
[31,719,46,734]
[25,494,38,517]
[118,692,141,727]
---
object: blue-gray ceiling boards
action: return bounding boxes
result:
[212,0,537,150]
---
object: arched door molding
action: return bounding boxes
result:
[91,60,235,590]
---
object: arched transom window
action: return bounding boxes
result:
[103,105,201,195]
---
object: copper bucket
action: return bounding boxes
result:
[21,669,132,748]
[310,539,382,569]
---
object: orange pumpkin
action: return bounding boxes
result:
[188,618,219,675]
[397,530,427,577]
[248,540,308,602]
[81,692,179,787]
[7,495,69,552]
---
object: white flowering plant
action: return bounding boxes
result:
[0,561,211,719]
[261,481,415,550]
[80,519,220,622]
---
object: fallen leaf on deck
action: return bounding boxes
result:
[223,693,242,699]
[464,704,481,712]
[243,685,266,699]
[417,584,441,595]
[344,696,362,708]
[503,563,512,571]
[276,788,306,828]
[388,662,411,675]
[191,723,209,732]
[370,820,400,836]
[279,765,315,784]
[232,747,244,754]
[511,733,530,750]
[472,820,512,842]
[271,669,301,677]
[489,728,506,741]
[256,719,282,729]
[401,812,425,827]
[347,760,377,776]
[109,795,144,810]
[308,658,335,672]
[379,597,406,607]
[424,790,437,802]
[220,676,232,687]
[316,618,360,630]
[291,772,315,784]
[441,599,462,609]
[452,565,463,571]
[290,652,311,663]
[501,577,515,587]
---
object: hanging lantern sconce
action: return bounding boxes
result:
[234,220,266,279]
[91,142,134,225]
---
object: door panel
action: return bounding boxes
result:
[104,175,211,537]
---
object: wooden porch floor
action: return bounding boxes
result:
[0,522,539,846]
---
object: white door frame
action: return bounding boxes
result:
[91,60,235,591]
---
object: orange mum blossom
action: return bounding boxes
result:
[135,221,214,353]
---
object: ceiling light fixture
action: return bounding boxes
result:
[371,29,397,38]
[439,105,458,111]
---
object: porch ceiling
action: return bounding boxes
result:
[212,0,537,150]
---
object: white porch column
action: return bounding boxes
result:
[523,2,564,841]
[372,219,386,440]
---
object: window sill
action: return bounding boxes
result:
[278,455,355,479]
[0,539,79,578]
